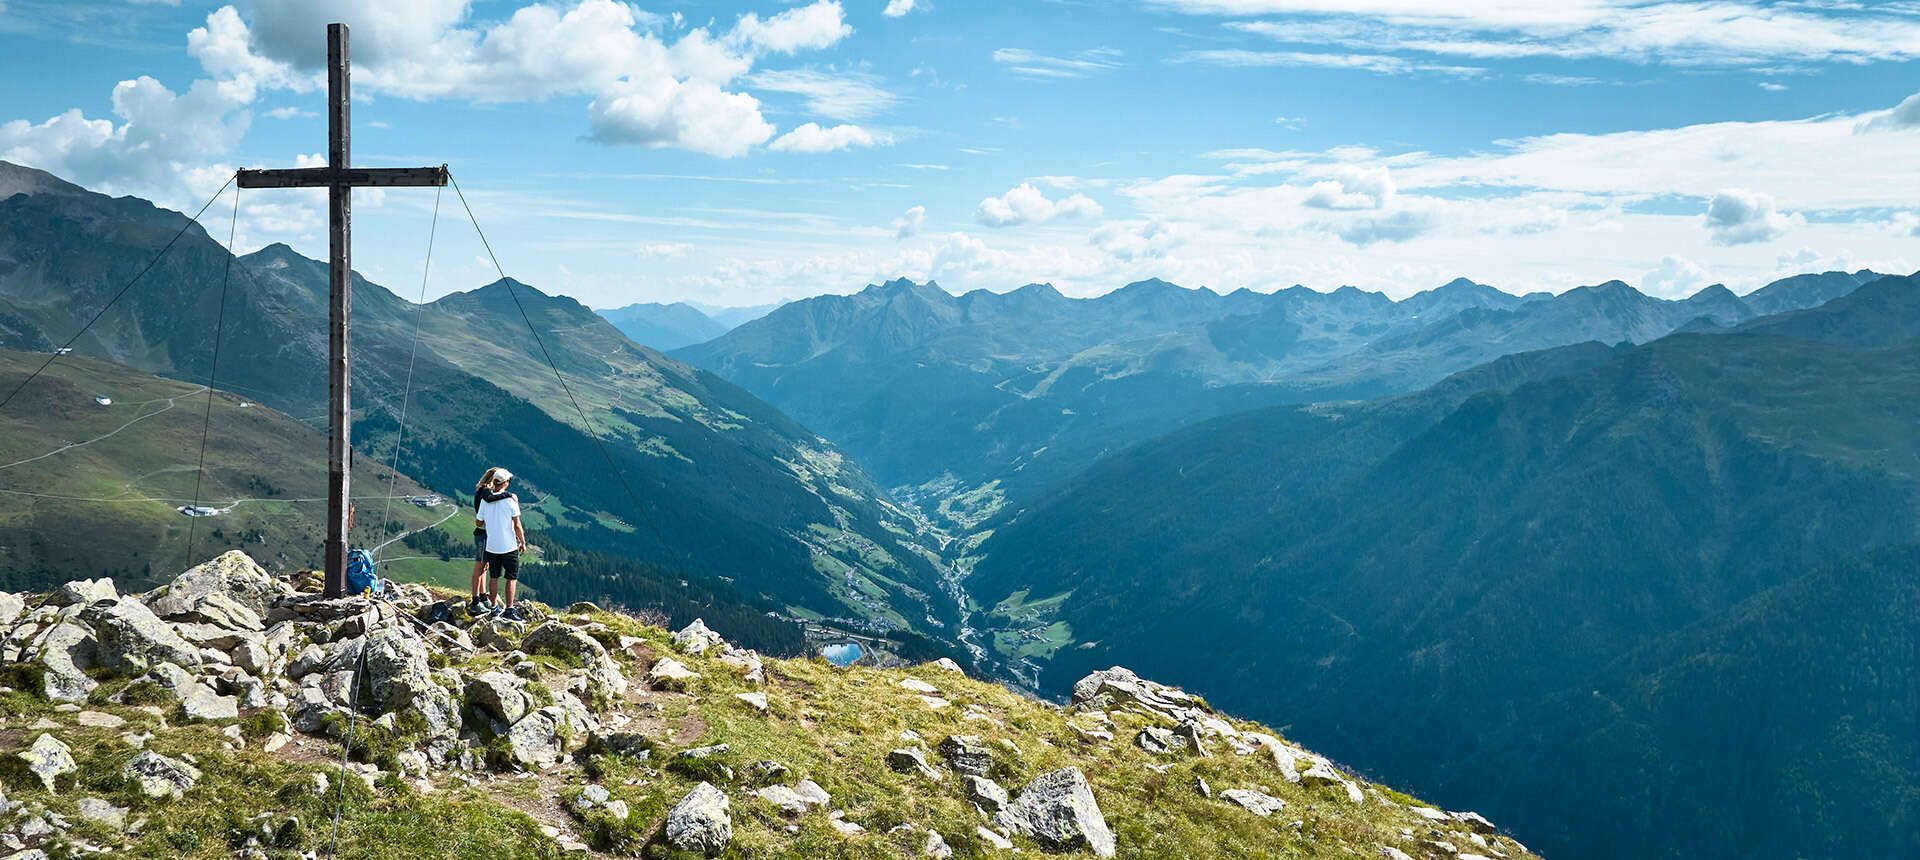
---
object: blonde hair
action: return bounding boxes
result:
[475,467,499,492]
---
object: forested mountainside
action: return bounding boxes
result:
[967,275,1920,860]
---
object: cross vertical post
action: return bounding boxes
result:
[236,22,448,598]
[325,22,352,600]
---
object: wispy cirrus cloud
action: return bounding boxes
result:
[747,68,899,120]
[991,47,1123,79]
[1172,48,1483,77]
[1155,1,1920,67]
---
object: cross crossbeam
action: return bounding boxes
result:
[239,23,447,597]
[237,166,448,189]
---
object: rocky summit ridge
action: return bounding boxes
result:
[0,551,1535,859]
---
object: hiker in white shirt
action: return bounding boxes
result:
[475,467,528,622]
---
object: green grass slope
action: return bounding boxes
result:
[0,349,444,591]
[0,557,1540,860]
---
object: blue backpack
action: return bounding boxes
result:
[345,548,378,594]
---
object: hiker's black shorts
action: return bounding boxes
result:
[485,550,519,581]
[472,533,487,563]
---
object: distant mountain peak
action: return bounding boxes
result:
[1010,282,1063,296]
[1436,277,1484,291]
[1686,283,1738,301]
[0,160,87,200]
[867,276,929,293]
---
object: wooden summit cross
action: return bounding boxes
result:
[237,24,447,598]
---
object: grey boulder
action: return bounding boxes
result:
[32,622,98,702]
[147,550,286,619]
[671,619,725,655]
[124,750,201,799]
[48,578,117,608]
[19,734,75,792]
[464,671,537,726]
[937,734,994,777]
[82,597,201,674]
[995,767,1116,858]
[1221,789,1286,817]
[665,782,732,856]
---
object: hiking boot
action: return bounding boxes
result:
[468,594,491,615]
[501,605,525,623]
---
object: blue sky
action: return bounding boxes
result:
[3,1,1920,308]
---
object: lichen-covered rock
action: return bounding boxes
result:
[995,767,1116,858]
[753,779,830,816]
[937,734,993,777]
[887,747,943,782]
[464,671,537,726]
[469,618,519,651]
[1222,789,1286,817]
[1072,667,1211,727]
[32,621,98,702]
[76,797,128,829]
[81,597,200,674]
[359,628,434,710]
[665,782,732,856]
[160,590,264,632]
[964,775,1008,813]
[734,691,768,712]
[921,826,953,858]
[504,705,575,768]
[1302,762,1366,803]
[898,677,939,694]
[180,685,239,722]
[522,621,624,696]
[19,734,74,791]
[672,619,725,655]
[1135,726,1187,755]
[48,577,117,607]
[647,657,698,691]
[147,550,286,619]
[123,750,201,799]
[717,647,765,686]
[0,592,25,625]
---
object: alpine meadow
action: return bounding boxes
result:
[0,2,1915,859]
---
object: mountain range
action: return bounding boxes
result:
[597,301,731,351]
[0,161,954,650]
[5,159,1913,860]
[677,270,1881,525]
[965,274,1920,860]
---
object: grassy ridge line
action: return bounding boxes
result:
[0,349,444,590]
[0,576,1538,859]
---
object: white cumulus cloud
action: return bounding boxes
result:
[768,122,890,153]
[1704,189,1801,246]
[1640,255,1711,298]
[1302,165,1395,210]
[731,1,852,54]
[976,182,1103,227]
[1857,90,1920,134]
[892,205,926,239]
[203,0,856,157]
[883,0,919,18]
